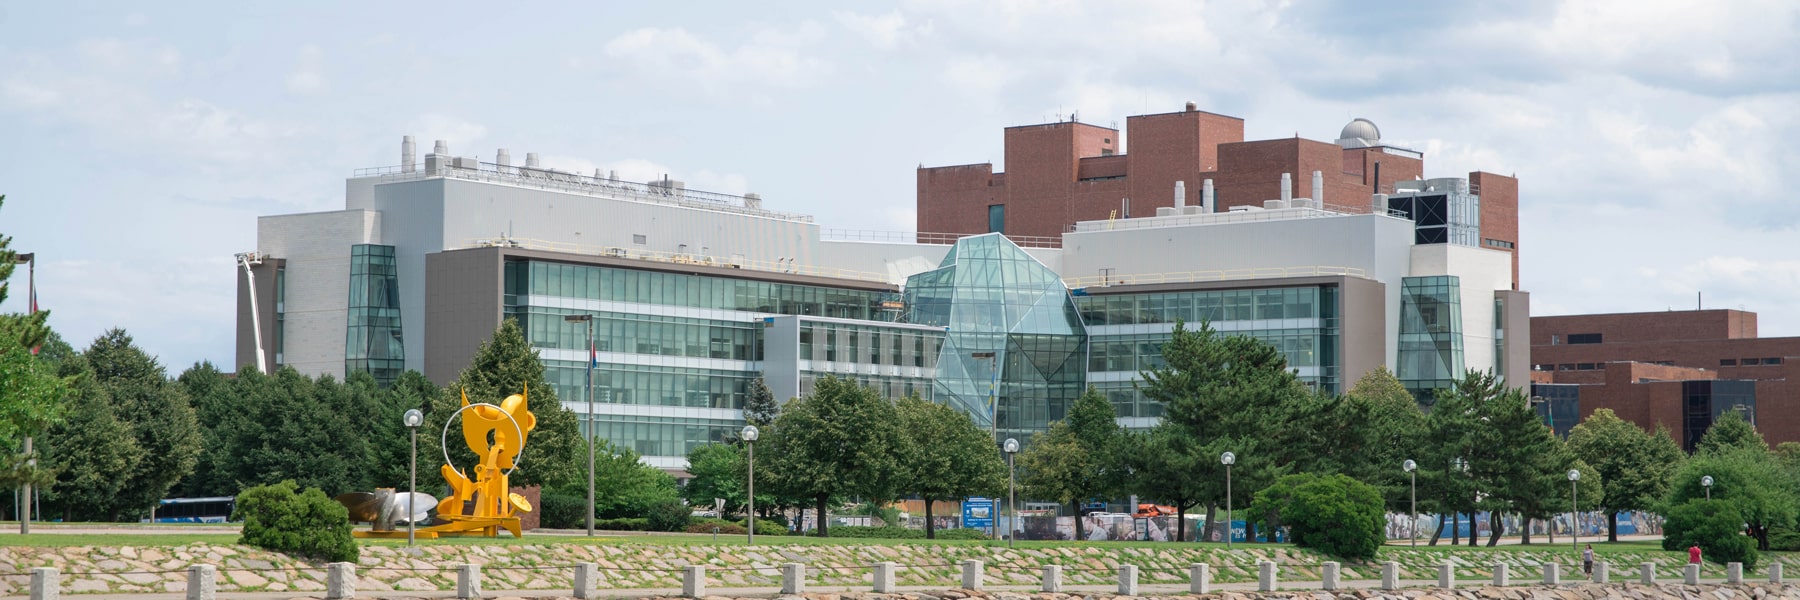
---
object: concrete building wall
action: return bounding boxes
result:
[1499,289,1532,387]
[1409,243,1516,376]
[250,209,381,380]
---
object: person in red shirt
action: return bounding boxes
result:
[1689,544,1703,564]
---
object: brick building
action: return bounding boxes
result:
[1531,309,1800,447]
[916,104,1521,287]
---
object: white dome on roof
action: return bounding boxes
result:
[1339,118,1380,143]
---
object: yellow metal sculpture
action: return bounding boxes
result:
[420,386,538,538]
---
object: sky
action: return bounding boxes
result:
[2,1,1797,372]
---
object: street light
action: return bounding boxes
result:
[1221,451,1236,549]
[14,252,35,535]
[1702,475,1714,501]
[1403,459,1418,547]
[1568,468,1582,552]
[563,314,596,536]
[742,425,760,545]
[403,408,424,545]
[1003,438,1019,548]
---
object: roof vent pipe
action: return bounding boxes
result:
[401,136,416,173]
[1202,179,1215,213]
[1280,173,1292,202]
[1311,171,1324,208]
[1185,101,1197,112]
[1174,181,1186,209]
[497,149,511,167]
[433,139,448,155]
[1372,193,1389,214]
[525,153,540,168]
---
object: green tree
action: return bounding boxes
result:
[1129,424,1210,541]
[366,371,441,489]
[0,195,52,353]
[1665,447,1795,550]
[1697,411,1766,456]
[743,378,780,428]
[1249,473,1385,559]
[1015,386,1124,540]
[1568,409,1685,541]
[682,442,748,515]
[175,362,234,497]
[1340,366,1425,503]
[589,440,680,518]
[762,376,901,537]
[1663,498,1757,568]
[39,356,137,521]
[894,394,1005,539]
[428,318,583,490]
[82,329,201,520]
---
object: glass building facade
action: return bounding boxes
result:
[1681,380,1757,452]
[1078,286,1342,422]
[1398,275,1464,402]
[793,318,944,400]
[904,234,1087,442]
[1529,383,1580,438]
[345,244,405,386]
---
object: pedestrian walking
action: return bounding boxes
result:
[1583,544,1595,577]
[1689,544,1703,565]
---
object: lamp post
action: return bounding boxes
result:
[15,252,35,535]
[403,408,424,545]
[1003,438,1019,548]
[563,314,596,536]
[1568,469,1582,552]
[742,425,759,545]
[1221,451,1236,549]
[1702,475,1714,501]
[1403,459,1418,547]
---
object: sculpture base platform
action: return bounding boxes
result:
[352,529,439,539]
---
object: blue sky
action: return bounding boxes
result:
[2,1,1797,370]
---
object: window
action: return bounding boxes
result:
[1767,357,1785,365]
[1558,364,1575,371]
[1741,358,1760,366]
[1720,358,1738,367]
[632,234,647,245]
[1567,333,1603,345]
[1551,335,1560,345]
[987,204,1005,234]
[1577,363,1597,370]
[1484,238,1515,250]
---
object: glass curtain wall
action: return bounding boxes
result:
[903,234,1087,443]
[345,244,404,386]
[1398,276,1464,403]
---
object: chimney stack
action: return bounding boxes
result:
[497,149,511,167]
[401,136,416,173]
[433,139,448,156]
[1202,179,1215,213]
[1174,181,1187,208]
[1280,173,1292,202]
[1185,101,1197,112]
[525,153,540,169]
[1311,171,1324,209]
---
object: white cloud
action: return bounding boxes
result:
[600,24,831,94]
[834,10,932,49]
[285,46,328,94]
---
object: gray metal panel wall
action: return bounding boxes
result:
[1338,276,1389,390]
[1499,289,1532,389]
[235,258,284,374]
[424,247,504,386]
[763,316,802,404]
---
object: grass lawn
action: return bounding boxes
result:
[0,533,243,547]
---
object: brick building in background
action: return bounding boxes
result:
[1531,309,1800,448]
[917,104,1521,288]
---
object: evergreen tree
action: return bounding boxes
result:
[429,318,583,489]
[743,378,779,427]
[82,329,201,520]
[366,370,440,489]
[176,362,234,497]
[894,394,1005,539]
[41,358,143,521]
[1129,424,1210,541]
[1569,409,1685,541]
[1017,387,1122,540]
[1698,411,1767,456]
[762,375,901,537]
[0,195,51,352]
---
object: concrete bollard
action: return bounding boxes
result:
[1439,561,1456,589]
[1641,563,1656,585]
[1543,562,1560,585]
[1041,565,1063,593]
[782,563,805,594]
[1594,561,1609,584]
[1772,562,1784,584]
[31,568,59,600]
[682,566,705,598]
[456,564,481,600]
[187,565,217,600]
[1322,562,1341,591]
[573,563,598,599]
[1190,564,1210,595]
[1118,565,1139,596]
[1684,564,1700,585]
[1493,563,1510,586]
[1728,562,1743,584]
[961,559,984,590]
[1258,561,1277,592]
[874,562,897,593]
[1381,562,1399,590]
[325,563,354,600]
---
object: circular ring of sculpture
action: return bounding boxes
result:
[440,401,527,479]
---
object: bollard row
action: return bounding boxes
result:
[17,558,1771,600]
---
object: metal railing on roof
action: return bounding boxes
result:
[1063,265,1369,289]
[1067,206,1412,233]
[456,237,894,285]
[351,161,814,223]
[819,229,1063,249]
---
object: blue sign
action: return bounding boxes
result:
[963,497,995,529]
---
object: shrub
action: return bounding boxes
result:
[689,521,746,534]
[234,481,358,563]
[647,501,692,532]
[538,492,587,529]
[1664,498,1758,569]
[1251,473,1383,559]
[1769,526,1800,551]
[594,517,650,531]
